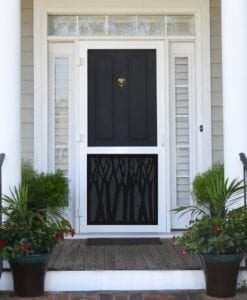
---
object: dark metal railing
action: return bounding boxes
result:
[239,152,247,207]
[239,153,247,271]
[0,153,5,201]
[0,153,5,278]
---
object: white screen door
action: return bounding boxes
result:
[77,40,168,233]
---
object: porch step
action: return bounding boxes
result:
[1,269,247,292]
[1,239,246,292]
[48,239,202,271]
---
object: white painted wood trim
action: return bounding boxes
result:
[0,270,206,291]
[1,269,247,292]
[34,2,49,171]
[34,0,208,14]
[222,0,247,182]
[34,0,211,233]
[169,42,197,229]
[47,36,197,42]
[0,0,21,193]
[195,8,212,171]
[48,42,75,223]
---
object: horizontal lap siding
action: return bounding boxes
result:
[21,0,34,162]
[210,0,223,163]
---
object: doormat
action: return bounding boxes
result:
[85,238,162,246]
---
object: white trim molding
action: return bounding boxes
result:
[1,268,247,292]
[222,0,247,182]
[34,0,211,233]
[0,0,21,193]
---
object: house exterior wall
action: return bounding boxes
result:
[210,0,223,163]
[21,0,34,162]
[20,0,223,164]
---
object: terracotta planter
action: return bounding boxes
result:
[9,253,49,297]
[202,253,243,298]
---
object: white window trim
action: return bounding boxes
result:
[48,43,75,223]
[169,42,197,229]
[34,0,211,234]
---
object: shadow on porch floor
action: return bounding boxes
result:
[48,239,202,271]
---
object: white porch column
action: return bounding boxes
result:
[0,0,21,194]
[221,0,247,181]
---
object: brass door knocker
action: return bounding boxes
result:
[117,76,127,89]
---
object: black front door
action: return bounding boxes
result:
[87,49,158,225]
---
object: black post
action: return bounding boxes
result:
[238,152,247,271]
[239,152,247,207]
[0,153,5,278]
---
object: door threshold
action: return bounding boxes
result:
[70,232,178,239]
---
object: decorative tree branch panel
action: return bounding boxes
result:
[87,155,158,225]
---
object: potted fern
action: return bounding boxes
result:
[173,164,247,298]
[0,163,74,297]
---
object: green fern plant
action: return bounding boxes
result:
[21,161,68,209]
[173,164,244,218]
[0,184,74,260]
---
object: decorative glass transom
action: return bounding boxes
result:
[48,15,194,36]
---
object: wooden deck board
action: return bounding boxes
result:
[73,240,87,270]
[158,239,184,269]
[51,240,72,270]
[48,239,202,271]
[84,243,102,270]
[114,246,128,270]
[63,240,83,270]
[105,245,117,269]
[145,245,169,270]
[130,245,149,269]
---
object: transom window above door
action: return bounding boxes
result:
[48,15,194,36]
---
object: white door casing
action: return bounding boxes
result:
[36,0,211,235]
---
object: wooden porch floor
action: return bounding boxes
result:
[48,239,202,271]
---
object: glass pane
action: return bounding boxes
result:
[176,87,189,115]
[79,16,106,36]
[176,148,190,177]
[175,57,189,85]
[176,127,189,144]
[176,116,189,130]
[108,15,136,35]
[167,15,194,35]
[137,15,165,35]
[55,57,69,175]
[48,14,194,36]
[48,16,77,36]
[176,147,190,176]
[176,177,190,205]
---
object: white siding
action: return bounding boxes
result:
[210,0,223,163]
[21,0,34,162]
